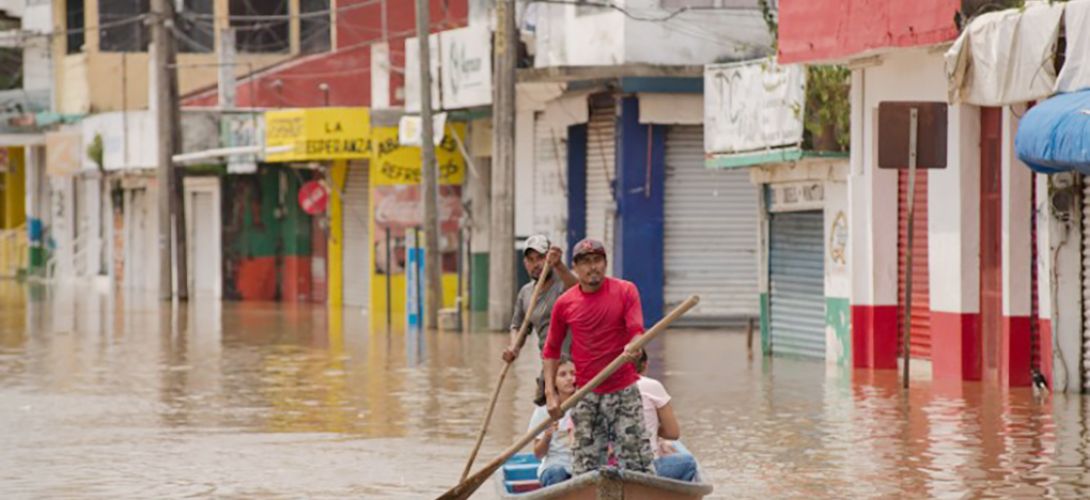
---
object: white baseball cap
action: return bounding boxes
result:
[524,235,550,256]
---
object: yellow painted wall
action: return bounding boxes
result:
[2,148,26,229]
[328,161,348,307]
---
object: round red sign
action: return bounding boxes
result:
[298,180,330,215]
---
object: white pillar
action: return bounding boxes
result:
[928,104,981,381]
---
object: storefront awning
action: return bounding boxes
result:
[1015,90,1090,174]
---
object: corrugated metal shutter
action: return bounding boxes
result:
[898,169,931,359]
[534,114,568,249]
[586,95,615,274]
[663,125,758,321]
[1082,178,1090,390]
[769,210,825,358]
[343,162,370,307]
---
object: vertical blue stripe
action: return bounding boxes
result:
[614,96,665,326]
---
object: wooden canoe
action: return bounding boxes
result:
[494,453,713,500]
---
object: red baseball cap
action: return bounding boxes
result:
[572,238,607,261]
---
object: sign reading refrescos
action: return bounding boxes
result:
[264,108,371,163]
[705,58,806,156]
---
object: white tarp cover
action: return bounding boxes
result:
[639,93,703,125]
[1057,0,1090,93]
[704,58,805,156]
[944,2,1064,106]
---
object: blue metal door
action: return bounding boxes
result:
[769,210,825,358]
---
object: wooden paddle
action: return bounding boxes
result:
[459,263,555,482]
[437,294,700,500]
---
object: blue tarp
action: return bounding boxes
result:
[1016,90,1090,174]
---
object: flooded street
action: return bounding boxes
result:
[3,282,1090,499]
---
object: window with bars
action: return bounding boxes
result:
[98,0,150,52]
[175,0,214,53]
[299,0,330,54]
[230,0,290,53]
[66,0,85,54]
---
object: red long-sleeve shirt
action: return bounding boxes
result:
[543,277,644,394]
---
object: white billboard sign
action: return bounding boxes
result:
[440,25,492,109]
[704,59,806,155]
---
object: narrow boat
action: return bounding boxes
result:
[494,453,714,500]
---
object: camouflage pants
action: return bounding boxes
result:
[571,384,653,475]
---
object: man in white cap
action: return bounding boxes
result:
[502,234,579,405]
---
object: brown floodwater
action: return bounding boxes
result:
[2,282,1090,499]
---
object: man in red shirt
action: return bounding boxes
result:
[542,238,653,475]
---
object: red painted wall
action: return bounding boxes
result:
[778,0,961,64]
[183,0,468,108]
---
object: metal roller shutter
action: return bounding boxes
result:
[898,169,931,359]
[534,114,568,249]
[343,162,370,307]
[1082,178,1090,391]
[586,95,615,274]
[663,125,758,321]
[769,210,825,358]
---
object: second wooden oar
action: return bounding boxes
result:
[458,264,554,482]
[438,294,701,500]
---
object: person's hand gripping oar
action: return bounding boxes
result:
[438,294,701,500]
[458,259,555,482]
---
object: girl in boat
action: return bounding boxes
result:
[527,357,576,487]
[636,350,699,482]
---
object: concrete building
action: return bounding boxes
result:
[779,0,1055,389]
[516,0,773,326]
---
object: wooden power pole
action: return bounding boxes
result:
[488,0,516,331]
[151,0,186,300]
[416,0,441,328]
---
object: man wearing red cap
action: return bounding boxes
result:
[542,238,653,475]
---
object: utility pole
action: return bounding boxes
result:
[416,0,442,328]
[488,0,516,331]
[151,0,186,300]
[218,28,237,109]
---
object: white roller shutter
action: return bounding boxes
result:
[586,95,615,274]
[533,113,568,250]
[663,125,759,321]
[343,162,370,308]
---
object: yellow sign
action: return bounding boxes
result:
[264,107,371,162]
[370,123,466,185]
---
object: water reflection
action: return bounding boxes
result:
[2,282,1090,498]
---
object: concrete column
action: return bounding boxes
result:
[1035,173,1054,388]
[1047,172,1083,393]
[929,104,982,382]
[1000,105,1033,387]
[850,68,899,370]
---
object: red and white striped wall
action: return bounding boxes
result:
[849,49,1039,387]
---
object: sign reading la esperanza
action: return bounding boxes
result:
[264,108,371,162]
